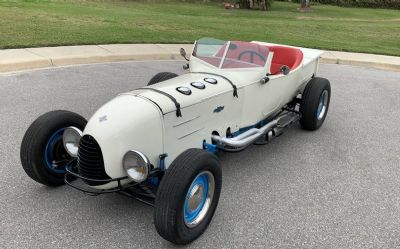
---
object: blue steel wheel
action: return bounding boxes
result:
[44,128,71,174]
[154,149,222,245]
[20,110,87,186]
[184,171,215,228]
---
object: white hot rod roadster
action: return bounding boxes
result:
[20,38,331,244]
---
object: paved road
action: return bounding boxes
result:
[1,61,400,249]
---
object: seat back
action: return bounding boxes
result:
[269,46,303,75]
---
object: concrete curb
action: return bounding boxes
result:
[320,51,400,72]
[1,44,399,73]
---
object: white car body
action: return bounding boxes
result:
[83,38,323,189]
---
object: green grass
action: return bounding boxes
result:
[0,0,399,55]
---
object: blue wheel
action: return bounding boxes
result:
[184,171,215,228]
[154,149,222,245]
[20,110,87,186]
[44,128,69,174]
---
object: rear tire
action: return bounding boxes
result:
[154,149,222,245]
[300,77,331,131]
[20,110,87,186]
[148,72,178,86]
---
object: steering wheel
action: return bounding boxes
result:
[238,50,266,64]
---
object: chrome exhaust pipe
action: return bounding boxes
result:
[211,120,278,151]
[211,109,301,151]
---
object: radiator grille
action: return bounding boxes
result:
[77,135,111,186]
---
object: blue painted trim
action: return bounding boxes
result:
[147,177,159,187]
[203,142,218,153]
[146,154,168,187]
[232,125,255,137]
[184,173,209,224]
[231,118,267,137]
[44,128,66,174]
[159,153,168,171]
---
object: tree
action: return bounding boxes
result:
[259,0,272,10]
[239,0,272,11]
[238,0,250,9]
[300,0,310,9]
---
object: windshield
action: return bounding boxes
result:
[192,38,269,69]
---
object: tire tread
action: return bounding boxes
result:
[148,72,178,86]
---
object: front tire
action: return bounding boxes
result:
[300,77,331,131]
[20,110,87,186]
[154,149,222,245]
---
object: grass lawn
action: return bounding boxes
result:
[0,0,399,56]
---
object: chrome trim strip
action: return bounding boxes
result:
[173,115,201,127]
[178,127,204,140]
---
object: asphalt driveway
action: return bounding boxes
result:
[0,61,399,249]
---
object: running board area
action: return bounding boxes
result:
[211,111,300,152]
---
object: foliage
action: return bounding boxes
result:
[236,0,273,10]
[0,0,399,56]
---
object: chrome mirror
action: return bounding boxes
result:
[180,48,189,61]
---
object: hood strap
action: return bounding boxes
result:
[137,87,182,117]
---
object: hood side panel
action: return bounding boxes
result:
[83,95,163,178]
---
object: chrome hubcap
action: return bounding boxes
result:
[188,184,204,211]
[184,171,215,228]
[316,90,329,120]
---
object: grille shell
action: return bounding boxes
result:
[77,135,111,186]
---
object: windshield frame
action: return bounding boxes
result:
[192,38,269,70]
[218,41,231,68]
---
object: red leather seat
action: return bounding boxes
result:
[268,46,303,75]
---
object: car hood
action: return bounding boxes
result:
[127,71,262,115]
[83,94,163,179]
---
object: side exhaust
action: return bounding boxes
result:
[211,111,300,152]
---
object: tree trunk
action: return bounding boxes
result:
[301,0,310,8]
[259,0,266,11]
[239,0,270,11]
[239,0,251,9]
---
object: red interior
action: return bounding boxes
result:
[194,41,303,73]
[216,41,269,68]
[268,46,304,75]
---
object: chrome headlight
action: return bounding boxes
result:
[62,127,83,157]
[123,150,150,183]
